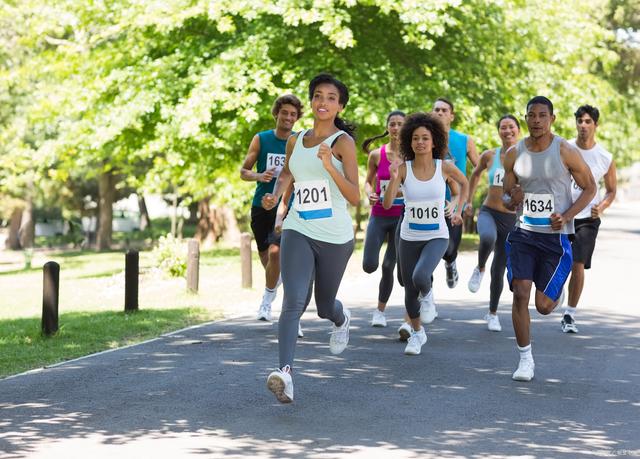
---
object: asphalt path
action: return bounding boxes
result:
[1,200,639,459]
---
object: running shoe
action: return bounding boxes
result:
[298,323,304,338]
[512,358,535,381]
[445,261,459,288]
[371,310,387,327]
[485,313,502,332]
[398,322,412,342]
[257,303,272,322]
[419,291,437,324]
[468,267,484,293]
[329,308,351,355]
[267,366,293,403]
[404,327,428,355]
[561,314,578,334]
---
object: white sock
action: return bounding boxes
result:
[518,344,533,361]
[564,306,577,318]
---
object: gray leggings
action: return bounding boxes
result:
[398,237,449,319]
[476,206,517,312]
[363,215,400,303]
[279,229,354,369]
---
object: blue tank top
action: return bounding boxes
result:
[445,129,468,200]
[252,130,289,207]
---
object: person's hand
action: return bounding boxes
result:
[510,184,524,208]
[550,212,566,231]
[368,192,380,206]
[591,204,602,219]
[317,143,334,170]
[463,202,474,218]
[444,200,456,217]
[389,158,403,181]
[451,212,463,226]
[274,213,285,234]
[258,167,277,183]
[262,193,277,210]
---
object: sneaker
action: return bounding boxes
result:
[404,327,428,355]
[371,310,387,327]
[468,267,484,293]
[297,323,304,338]
[329,308,351,355]
[561,314,578,333]
[267,366,294,403]
[485,313,502,332]
[512,358,535,381]
[398,322,412,342]
[419,291,437,324]
[445,261,459,288]
[257,303,272,322]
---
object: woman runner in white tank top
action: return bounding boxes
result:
[383,112,469,355]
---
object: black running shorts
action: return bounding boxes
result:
[250,206,280,252]
[571,217,601,269]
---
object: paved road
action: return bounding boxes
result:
[2,200,639,459]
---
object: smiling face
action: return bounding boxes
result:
[275,103,299,131]
[432,100,454,129]
[311,83,343,121]
[498,117,520,145]
[525,103,555,139]
[411,126,433,157]
[576,113,597,143]
[387,114,405,141]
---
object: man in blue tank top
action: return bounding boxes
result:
[240,94,303,323]
[503,96,596,382]
[433,98,479,290]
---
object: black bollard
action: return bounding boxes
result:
[125,250,139,312]
[42,261,60,336]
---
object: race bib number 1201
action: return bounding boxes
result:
[294,180,333,220]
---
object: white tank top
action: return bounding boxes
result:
[400,160,449,241]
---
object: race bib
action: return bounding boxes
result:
[493,168,505,187]
[521,193,553,226]
[379,179,404,206]
[266,153,286,174]
[406,201,441,231]
[294,180,333,220]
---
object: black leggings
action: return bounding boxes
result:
[362,215,400,303]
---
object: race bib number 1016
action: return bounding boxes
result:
[406,201,441,231]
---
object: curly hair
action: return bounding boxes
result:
[271,94,303,119]
[399,112,448,161]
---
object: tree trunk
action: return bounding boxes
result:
[187,201,198,225]
[194,199,241,249]
[18,199,35,248]
[97,170,115,251]
[6,208,23,250]
[138,195,151,231]
[170,193,178,237]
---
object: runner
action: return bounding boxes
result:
[240,94,303,325]
[362,111,406,329]
[433,98,479,290]
[262,74,359,403]
[464,115,520,331]
[562,105,617,333]
[503,96,596,381]
[383,112,469,355]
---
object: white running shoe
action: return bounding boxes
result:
[398,322,412,342]
[561,314,578,333]
[257,303,272,322]
[485,313,502,332]
[329,308,351,355]
[512,358,535,381]
[419,291,437,324]
[468,267,484,293]
[267,366,293,403]
[371,310,387,327]
[297,323,304,338]
[404,327,428,355]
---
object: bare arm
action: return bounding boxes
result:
[465,150,491,215]
[365,149,380,206]
[240,135,276,183]
[592,161,617,218]
[557,141,596,226]
[467,136,480,168]
[502,145,522,211]
[274,181,295,233]
[318,135,360,206]
[442,161,469,225]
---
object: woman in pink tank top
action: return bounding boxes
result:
[362,111,413,338]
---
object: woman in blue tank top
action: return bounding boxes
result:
[464,115,520,332]
[261,74,360,403]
